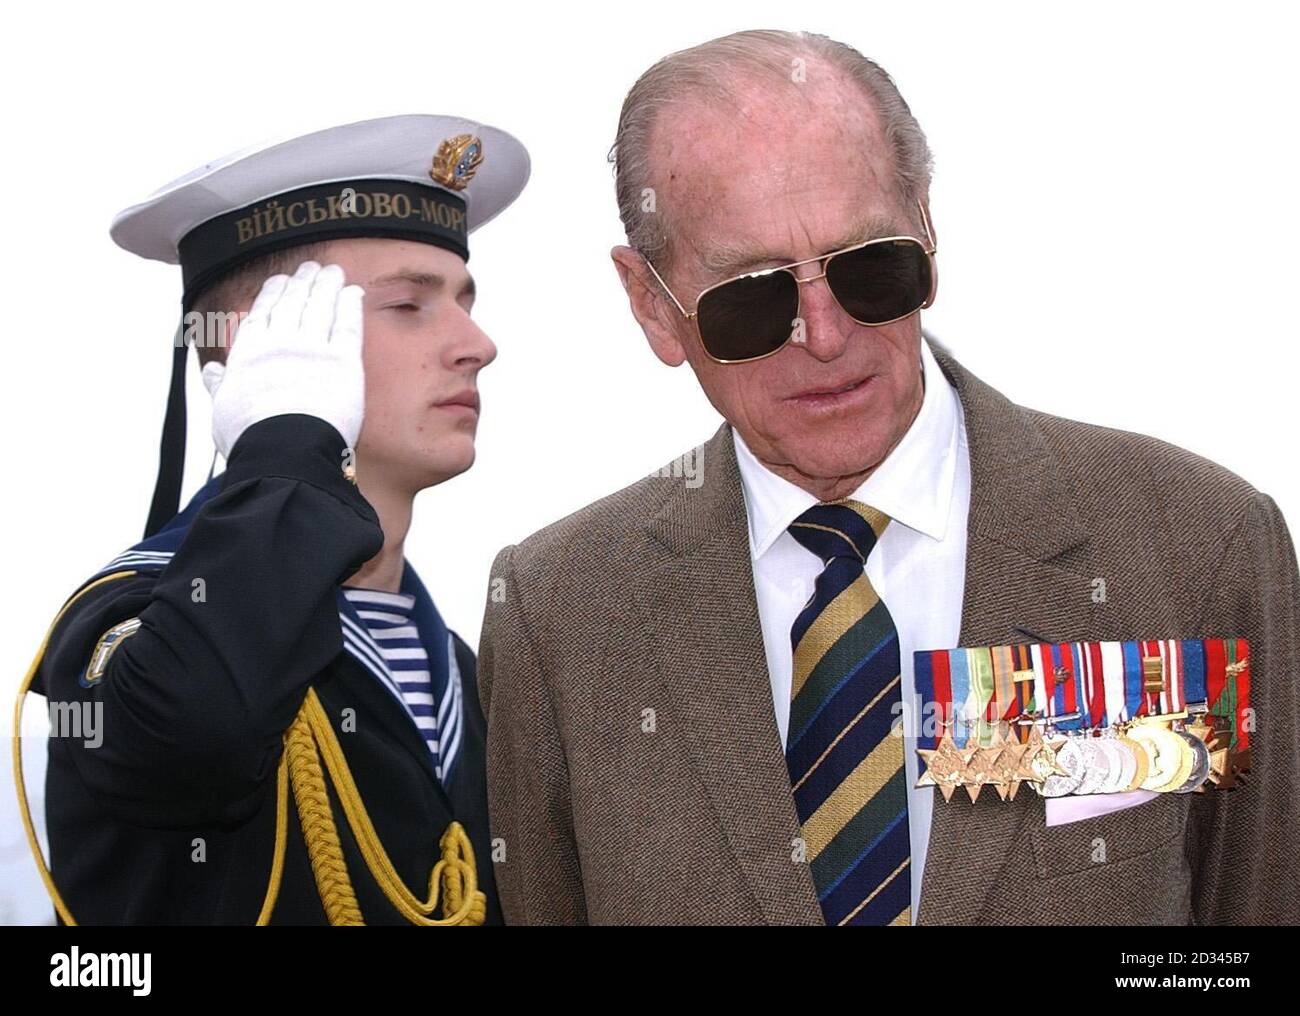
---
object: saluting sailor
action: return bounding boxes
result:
[16,114,528,924]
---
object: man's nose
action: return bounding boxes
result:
[443,315,497,371]
[791,268,851,361]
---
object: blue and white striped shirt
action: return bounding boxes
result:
[342,587,458,781]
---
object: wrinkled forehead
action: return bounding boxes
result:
[653,87,907,273]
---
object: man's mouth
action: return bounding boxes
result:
[432,389,480,414]
[786,375,876,408]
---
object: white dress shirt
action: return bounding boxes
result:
[733,337,971,920]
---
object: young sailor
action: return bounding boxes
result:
[16,114,528,924]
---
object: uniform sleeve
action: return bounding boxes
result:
[1186,490,1300,924]
[39,413,384,828]
[476,544,588,924]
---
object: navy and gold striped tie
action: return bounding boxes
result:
[786,498,911,926]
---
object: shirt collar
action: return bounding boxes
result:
[733,336,963,561]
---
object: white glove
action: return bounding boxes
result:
[201,260,365,459]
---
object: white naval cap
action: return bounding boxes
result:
[119,113,530,540]
[111,113,530,311]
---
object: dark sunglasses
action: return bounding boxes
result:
[642,198,937,363]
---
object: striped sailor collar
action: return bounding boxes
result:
[733,334,964,561]
[336,562,461,786]
[336,560,451,701]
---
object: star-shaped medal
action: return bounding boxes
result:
[917,728,967,802]
[1021,724,1069,784]
[991,728,1028,802]
[962,729,1009,803]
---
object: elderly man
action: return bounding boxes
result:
[478,30,1299,925]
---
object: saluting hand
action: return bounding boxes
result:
[201,260,365,458]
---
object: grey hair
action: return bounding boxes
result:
[608,29,935,269]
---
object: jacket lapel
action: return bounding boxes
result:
[916,338,1100,923]
[633,424,824,925]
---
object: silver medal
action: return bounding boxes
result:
[1074,739,1110,795]
[1115,737,1141,792]
[1173,730,1211,793]
[1037,736,1086,798]
[1094,737,1133,794]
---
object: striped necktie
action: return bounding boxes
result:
[786,498,911,926]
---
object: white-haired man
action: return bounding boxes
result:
[478,31,1298,925]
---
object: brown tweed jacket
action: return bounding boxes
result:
[477,336,1300,925]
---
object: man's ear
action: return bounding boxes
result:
[610,245,688,367]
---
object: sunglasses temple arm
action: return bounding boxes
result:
[640,254,693,319]
[917,197,937,251]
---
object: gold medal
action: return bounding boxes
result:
[1128,722,1192,792]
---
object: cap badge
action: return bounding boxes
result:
[429,134,483,191]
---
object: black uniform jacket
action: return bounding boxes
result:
[34,414,501,924]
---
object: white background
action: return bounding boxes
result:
[2,0,1296,923]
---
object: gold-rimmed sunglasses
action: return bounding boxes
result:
[642,197,937,364]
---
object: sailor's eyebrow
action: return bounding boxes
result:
[367,269,476,300]
[367,270,444,288]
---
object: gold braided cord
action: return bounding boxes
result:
[302,689,485,925]
[285,706,364,925]
[14,571,483,927]
[255,752,290,925]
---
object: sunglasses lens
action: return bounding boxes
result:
[825,239,932,324]
[696,271,799,362]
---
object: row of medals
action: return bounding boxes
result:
[917,708,1244,803]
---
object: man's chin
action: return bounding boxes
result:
[362,438,477,493]
[414,444,476,489]
[774,442,885,489]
